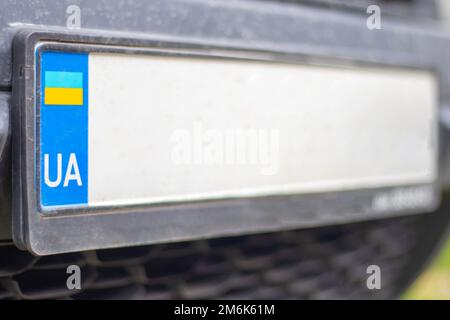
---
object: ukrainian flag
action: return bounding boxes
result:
[44,71,83,105]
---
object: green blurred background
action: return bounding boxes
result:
[404,236,450,299]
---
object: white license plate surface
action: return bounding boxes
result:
[38,50,437,209]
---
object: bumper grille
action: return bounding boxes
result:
[0,215,426,299]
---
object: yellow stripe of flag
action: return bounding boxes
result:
[44,88,83,105]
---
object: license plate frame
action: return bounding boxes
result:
[12,29,440,255]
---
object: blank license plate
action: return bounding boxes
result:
[37,49,437,209]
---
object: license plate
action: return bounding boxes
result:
[12,31,439,255]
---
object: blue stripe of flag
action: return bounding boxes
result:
[45,71,83,88]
